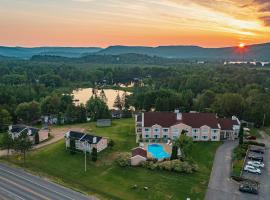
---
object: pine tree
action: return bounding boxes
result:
[91,147,97,162]
[113,93,123,110]
[100,89,108,103]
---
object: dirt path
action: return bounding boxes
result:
[0,126,85,157]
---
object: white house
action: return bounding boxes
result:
[65,131,108,153]
[9,125,49,144]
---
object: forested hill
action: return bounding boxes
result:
[31,53,182,65]
[0,46,102,59]
[1,42,270,60]
[96,43,270,61]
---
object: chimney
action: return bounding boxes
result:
[93,137,97,143]
[175,109,182,120]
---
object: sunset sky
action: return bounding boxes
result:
[0,0,270,47]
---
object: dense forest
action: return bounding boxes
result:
[1,55,270,130]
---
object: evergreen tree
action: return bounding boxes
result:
[170,145,178,160]
[113,93,123,110]
[0,109,11,131]
[91,147,97,162]
[239,124,244,145]
[99,89,108,103]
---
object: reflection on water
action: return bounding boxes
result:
[72,88,131,109]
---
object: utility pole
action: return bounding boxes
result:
[84,140,87,172]
[263,113,266,127]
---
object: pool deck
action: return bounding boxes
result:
[141,143,172,158]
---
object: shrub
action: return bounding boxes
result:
[108,140,115,148]
[115,152,131,167]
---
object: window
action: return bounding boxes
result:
[202,136,208,140]
[162,128,169,132]
[144,128,150,132]
[154,135,159,139]
[163,135,168,138]
[193,136,198,139]
[202,128,208,133]
[145,134,149,138]
[212,136,217,140]
[173,128,179,133]
[212,129,218,134]
[192,128,199,133]
[154,128,160,133]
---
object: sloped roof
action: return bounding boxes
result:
[144,112,179,127]
[132,147,147,158]
[10,125,39,135]
[143,112,219,128]
[68,131,102,144]
[218,118,239,131]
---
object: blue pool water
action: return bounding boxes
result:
[147,144,170,160]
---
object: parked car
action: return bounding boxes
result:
[248,155,263,162]
[250,149,264,154]
[247,161,264,168]
[239,183,258,194]
[246,135,256,140]
[244,165,261,174]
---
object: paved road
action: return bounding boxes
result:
[0,163,97,200]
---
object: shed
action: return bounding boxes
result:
[96,119,112,127]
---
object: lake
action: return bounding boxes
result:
[72,88,131,109]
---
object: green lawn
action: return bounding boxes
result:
[4,119,220,200]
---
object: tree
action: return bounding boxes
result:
[113,93,123,110]
[91,147,97,162]
[15,101,41,123]
[13,132,33,164]
[34,133,39,145]
[174,134,193,160]
[0,132,14,156]
[108,140,115,148]
[170,145,178,160]
[239,124,244,145]
[99,89,108,103]
[0,108,11,131]
[121,91,129,110]
[70,138,76,154]
[86,97,110,121]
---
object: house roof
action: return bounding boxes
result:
[132,147,147,158]
[68,131,102,144]
[10,125,39,136]
[218,118,239,131]
[144,112,179,127]
[143,112,220,129]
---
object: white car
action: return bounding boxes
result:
[244,165,261,174]
[248,161,264,168]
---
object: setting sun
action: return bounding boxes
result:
[238,43,245,48]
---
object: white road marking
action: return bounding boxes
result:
[0,185,26,200]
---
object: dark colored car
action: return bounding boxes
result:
[250,149,264,154]
[246,135,256,140]
[239,184,258,194]
[248,155,263,162]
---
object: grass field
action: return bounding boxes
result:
[4,119,220,200]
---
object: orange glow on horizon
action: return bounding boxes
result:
[238,43,245,48]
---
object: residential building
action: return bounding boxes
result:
[9,125,49,144]
[131,147,147,166]
[135,111,240,143]
[65,131,108,153]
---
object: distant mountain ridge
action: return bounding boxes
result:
[96,43,270,61]
[0,42,269,60]
[0,46,102,59]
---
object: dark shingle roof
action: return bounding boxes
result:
[10,125,39,136]
[218,118,239,130]
[132,147,147,158]
[143,112,220,128]
[69,131,102,144]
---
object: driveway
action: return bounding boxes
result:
[0,126,85,157]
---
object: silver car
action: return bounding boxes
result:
[247,161,264,168]
[244,165,261,174]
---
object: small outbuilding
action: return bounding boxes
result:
[96,119,112,127]
[131,147,147,166]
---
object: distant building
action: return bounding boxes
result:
[96,119,112,127]
[135,111,240,143]
[111,109,123,119]
[9,125,49,144]
[65,131,108,153]
[131,147,147,166]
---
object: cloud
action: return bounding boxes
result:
[260,16,270,26]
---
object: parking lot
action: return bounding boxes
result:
[240,133,270,199]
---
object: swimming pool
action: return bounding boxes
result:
[147,144,170,160]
